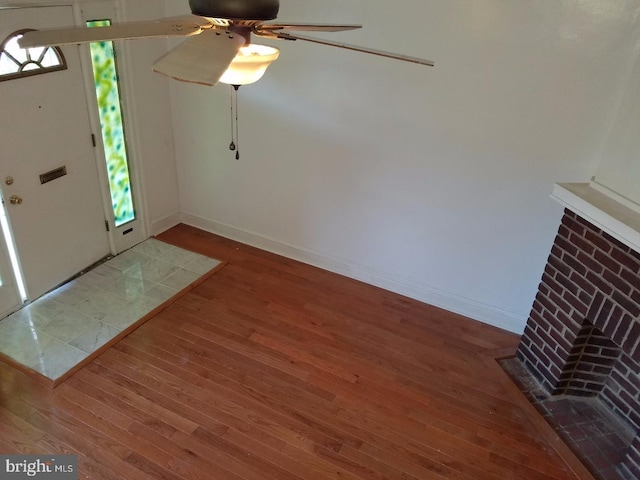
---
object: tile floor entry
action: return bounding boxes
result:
[0,238,221,382]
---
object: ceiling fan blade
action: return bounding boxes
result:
[162,15,214,27]
[256,23,362,33]
[274,32,434,67]
[152,29,244,86]
[18,19,205,48]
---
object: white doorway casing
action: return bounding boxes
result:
[0,198,21,317]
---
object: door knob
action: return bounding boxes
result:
[5,176,13,186]
[9,195,22,205]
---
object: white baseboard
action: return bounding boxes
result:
[149,212,181,237]
[180,212,527,334]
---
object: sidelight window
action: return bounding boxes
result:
[87,20,135,227]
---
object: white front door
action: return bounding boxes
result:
[0,6,111,305]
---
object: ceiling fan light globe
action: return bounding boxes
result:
[219,44,279,85]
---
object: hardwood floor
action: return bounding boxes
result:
[0,224,591,479]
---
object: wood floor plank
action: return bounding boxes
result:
[0,225,592,480]
[116,329,482,479]
[0,376,156,480]
[128,323,337,405]
[93,345,351,453]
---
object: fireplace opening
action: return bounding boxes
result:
[559,321,621,397]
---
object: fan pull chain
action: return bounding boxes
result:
[229,85,236,153]
[228,85,241,160]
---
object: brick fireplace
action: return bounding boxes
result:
[517,208,640,479]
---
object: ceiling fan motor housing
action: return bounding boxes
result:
[189,0,280,20]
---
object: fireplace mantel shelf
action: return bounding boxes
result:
[551,183,640,254]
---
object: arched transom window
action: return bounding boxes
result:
[0,29,67,82]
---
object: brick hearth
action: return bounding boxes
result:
[517,209,640,478]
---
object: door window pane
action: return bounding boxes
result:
[0,30,66,81]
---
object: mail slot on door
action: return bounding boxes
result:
[39,166,67,185]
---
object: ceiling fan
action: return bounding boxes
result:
[18,0,434,87]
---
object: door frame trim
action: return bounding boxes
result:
[76,0,149,254]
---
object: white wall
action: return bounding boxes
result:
[116,0,181,234]
[167,0,638,333]
[593,26,640,207]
